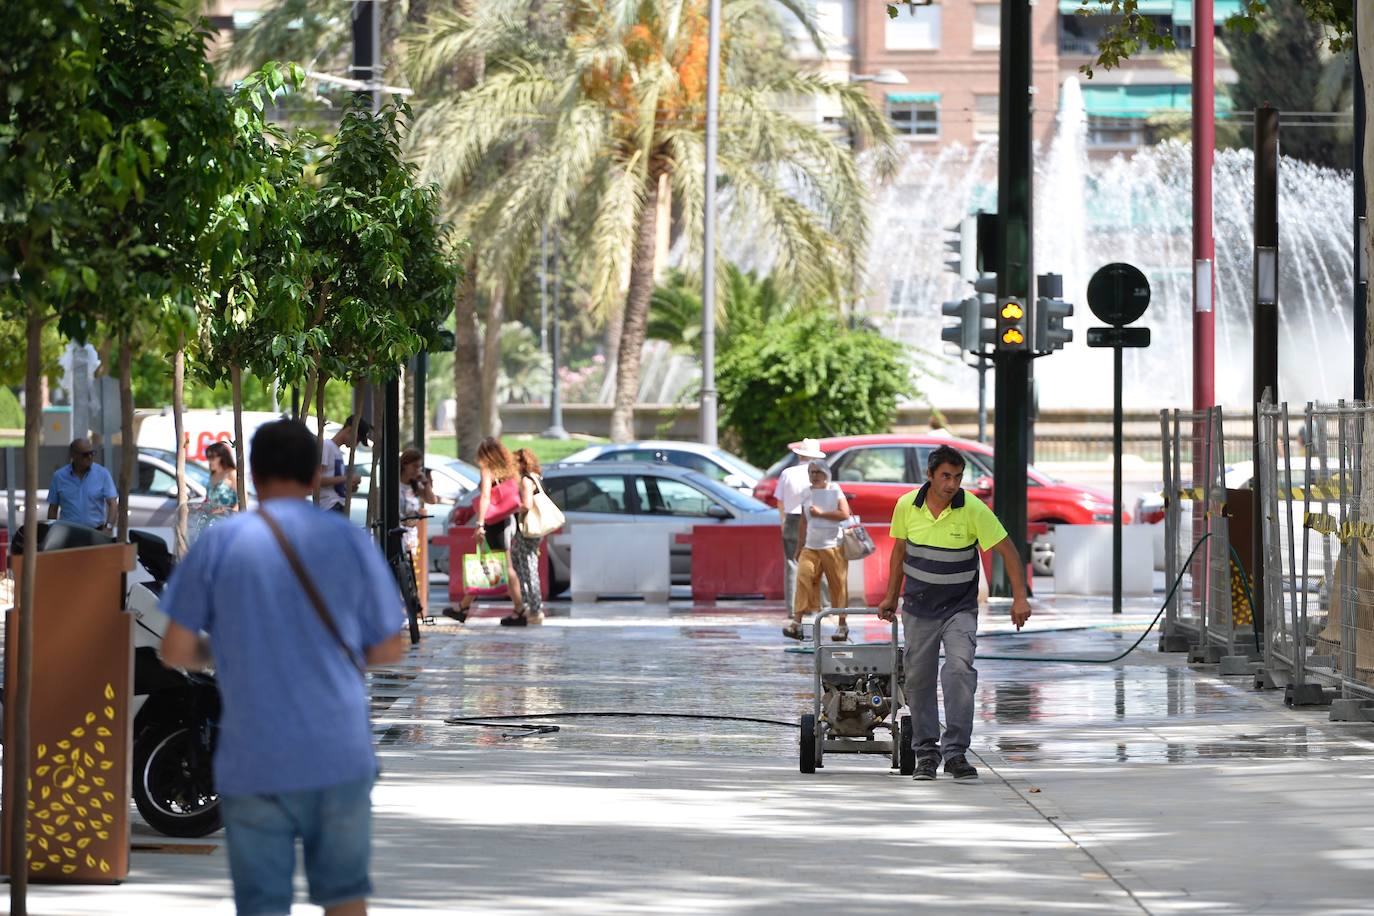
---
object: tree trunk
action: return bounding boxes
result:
[453,262,482,461]
[609,171,663,443]
[173,340,188,557]
[344,384,361,517]
[481,285,504,439]
[314,375,327,507]
[367,382,382,531]
[299,369,318,424]
[10,305,43,914]
[231,366,247,510]
[116,340,134,541]
[401,362,413,449]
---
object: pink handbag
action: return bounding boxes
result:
[484,478,521,524]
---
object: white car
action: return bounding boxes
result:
[557,441,765,496]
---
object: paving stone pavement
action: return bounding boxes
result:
[9,591,1374,914]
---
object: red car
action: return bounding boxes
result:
[754,434,1127,575]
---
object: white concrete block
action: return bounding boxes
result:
[1053,524,1153,595]
[571,524,671,601]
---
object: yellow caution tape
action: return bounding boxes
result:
[1303,512,1374,544]
[1178,486,1347,502]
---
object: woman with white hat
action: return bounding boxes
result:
[776,438,830,617]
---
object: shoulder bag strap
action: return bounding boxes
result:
[258,510,366,678]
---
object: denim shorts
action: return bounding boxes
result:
[220,773,375,916]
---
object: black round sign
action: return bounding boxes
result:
[1087,263,1151,326]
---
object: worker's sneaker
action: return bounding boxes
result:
[943,754,980,782]
[913,756,939,781]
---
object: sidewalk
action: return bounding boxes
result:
[9,595,1374,914]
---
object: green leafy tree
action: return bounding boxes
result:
[405,0,898,444]
[716,309,916,467]
[0,0,158,907]
[63,0,254,539]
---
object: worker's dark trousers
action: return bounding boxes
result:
[902,609,978,761]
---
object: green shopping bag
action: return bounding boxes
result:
[462,542,509,593]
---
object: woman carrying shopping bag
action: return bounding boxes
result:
[509,448,564,626]
[782,460,852,642]
[445,438,525,625]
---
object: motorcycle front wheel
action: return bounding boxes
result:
[132,723,221,838]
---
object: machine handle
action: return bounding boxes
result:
[811,608,900,648]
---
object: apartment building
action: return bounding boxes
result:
[795,0,1239,153]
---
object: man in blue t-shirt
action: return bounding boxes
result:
[46,438,117,531]
[160,419,403,916]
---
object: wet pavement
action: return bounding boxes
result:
[13,587,1374,914]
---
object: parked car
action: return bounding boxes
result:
[348,452,473,571]
[443,461,777,592]
[556,441,765,496]
[1,449,213,531]
[753,434,1125,576]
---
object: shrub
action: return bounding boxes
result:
[717,309,916,467]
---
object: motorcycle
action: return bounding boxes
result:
[9,522,221,838]
[125,529,221,838]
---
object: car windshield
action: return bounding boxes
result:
[681,471,771,512]
[712,449,765,480]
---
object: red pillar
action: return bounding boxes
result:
[1192,0,1216,411]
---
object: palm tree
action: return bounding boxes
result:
[648,263,796,355]
[405,0,897,442]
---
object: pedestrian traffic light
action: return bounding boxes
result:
[1035,296,1073,353]
[943,216,977,283]
[941,296,980,353]
[996,297,1028,351]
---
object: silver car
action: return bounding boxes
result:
[557,441,765,496]
[444,461,778,594]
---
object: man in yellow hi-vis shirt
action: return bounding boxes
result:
[878,445,1031,782]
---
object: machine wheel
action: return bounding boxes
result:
[799,714,817,774]
[898,717,915,775]
[132,723,221,838]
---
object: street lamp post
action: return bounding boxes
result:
[543,228,568,440]
[701,0,722,447]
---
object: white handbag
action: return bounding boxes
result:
[519,475,565,538]
[839,516,876,561]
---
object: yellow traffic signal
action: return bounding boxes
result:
[996,297,1028,351]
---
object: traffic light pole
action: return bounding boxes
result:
[992,0,1033,596]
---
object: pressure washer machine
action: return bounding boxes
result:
[800,609,913,775]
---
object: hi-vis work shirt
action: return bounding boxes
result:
[889,483,1008,619]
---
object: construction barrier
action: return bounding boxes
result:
[1257,400,1374,718]
[571,524,670,602]
[1158,407,1256,666]
[683,524,786,603]
[438,526,550,608]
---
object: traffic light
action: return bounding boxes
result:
[1035,296,1073,352]
[943,216,978,283]
[996,297,1028,351]
[941,296,980,353]
[1033,273,1072,353]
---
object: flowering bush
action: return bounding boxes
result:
[558,354,607,403]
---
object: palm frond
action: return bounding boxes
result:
[222,0,349,73]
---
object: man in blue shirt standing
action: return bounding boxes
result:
[160,419,403,916]
[46,438,118,531]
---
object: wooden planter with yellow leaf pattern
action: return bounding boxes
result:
[4,542,134,883]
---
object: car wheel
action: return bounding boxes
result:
[1031,527,1056,577]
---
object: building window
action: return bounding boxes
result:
[887,95,940,138]
[884,6,941,50]
[973,5,1000,49]
[973,94,999,139]
[1087,116,1150,148]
